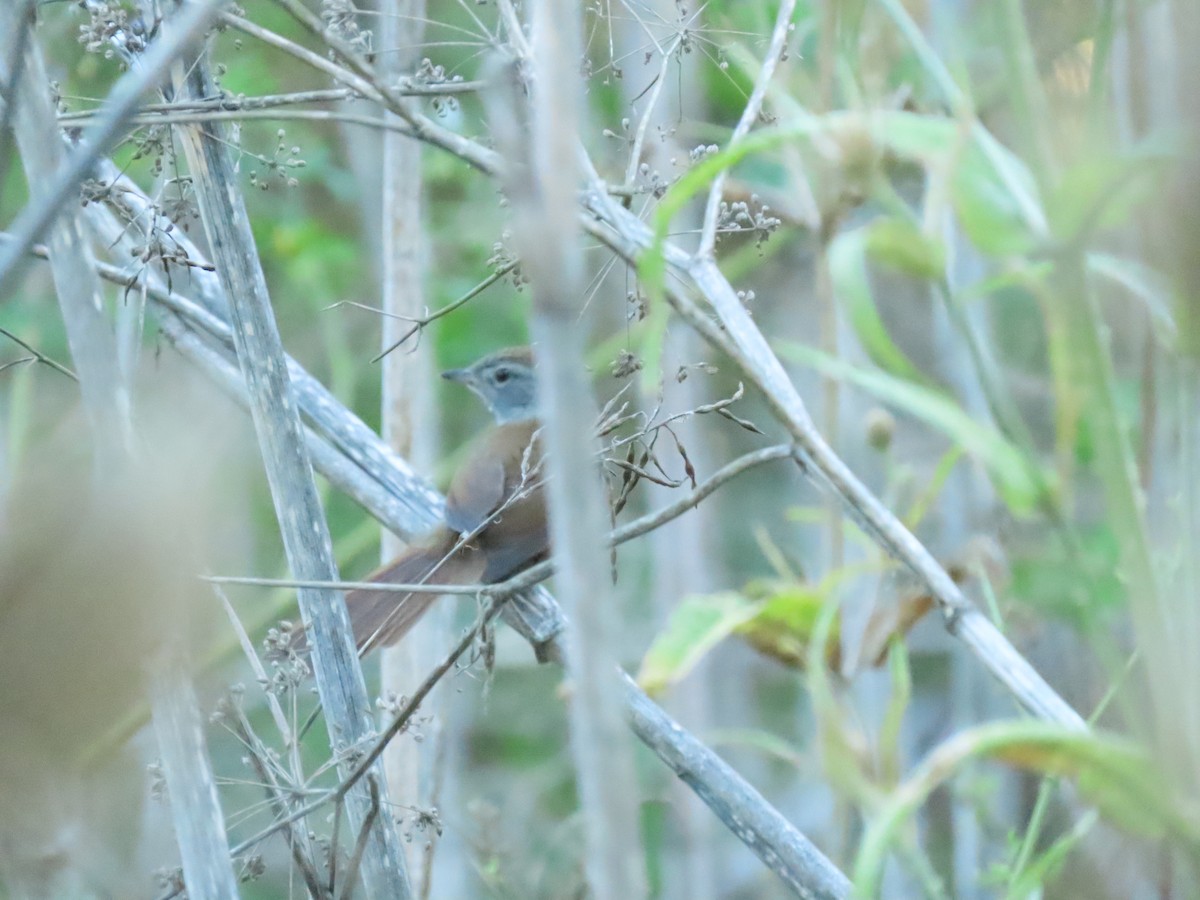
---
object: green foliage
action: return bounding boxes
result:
[852,722,1198,897]
[828,224,932,384]
[778,342,1047,514]
[638,591,763,695]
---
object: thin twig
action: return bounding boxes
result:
[266,0,499,171]
[220,12,387,104]
[0,325,77,381]
[55,78,482,123]
[225,705,327,899]
[371,262,515,362]
[697,0,795,256]
[204,575,485,595]
[623,36,680,186]
[215,586,294,745]
[338,778,382,900]
[70,108,419,135]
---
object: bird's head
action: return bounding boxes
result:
[442,346,538,423]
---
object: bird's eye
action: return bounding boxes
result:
[493,367,511,384]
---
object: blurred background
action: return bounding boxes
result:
[2,0,1199,896]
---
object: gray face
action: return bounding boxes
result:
[444,356,538,423]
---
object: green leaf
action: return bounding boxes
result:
[829,227,929,384]
[853,722,1196,898]
[865,217,947,280]
[637,592,763,696]
[951,145,1037,256]
[777,343,1046,514]
[736,580,834,670]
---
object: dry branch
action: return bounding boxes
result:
[162,11,413,897]
[0,0,226,297]
[490,0,649,888]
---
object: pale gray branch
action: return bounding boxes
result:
[622,673,850,899]
[0,0,227,298]
[493,0,649,890]
[164,15,413,896]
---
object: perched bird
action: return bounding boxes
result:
[346,346,547,654]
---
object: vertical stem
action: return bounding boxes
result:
[150,664,240,900]
[1162,0,1200,783]
[0,12,131,462]
[165,3,412,895]
[498,1,650,895]
[615,3,718,892]
[816,0,843,583]
[816,233,843,575]
[376,1,440,890]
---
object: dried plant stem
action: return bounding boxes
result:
[165,16,412,897]
[0,0,227,297]
[224,707,326,899]
[377,2,439,886]
[494,0,648,891]
[55,81,481,122]
[697,0,795,255]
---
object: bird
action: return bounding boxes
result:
[345,346,548,655]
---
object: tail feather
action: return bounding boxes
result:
[346,530,485,654]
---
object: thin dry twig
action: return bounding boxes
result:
[0,325,77,380]
[697,0,795,255]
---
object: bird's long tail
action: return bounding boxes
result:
[345,529,486,654]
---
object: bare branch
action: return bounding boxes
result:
[697,0,795,256]
[621,673,850,899]
[55,80,483,123]
[0,0,227,298]
[0,326,76,381]
[489,3,648,891]
[164,17,413,896]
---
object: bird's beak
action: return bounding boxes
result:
[441,367,471,383]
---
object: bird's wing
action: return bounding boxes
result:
[445,455,507,535]
[444,420,541,537]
